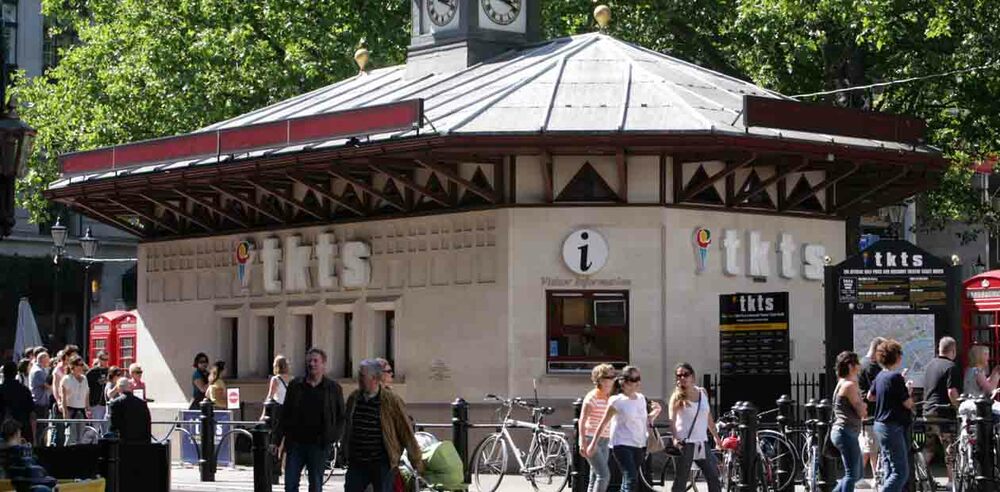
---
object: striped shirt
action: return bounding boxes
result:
[349,390,387,462]
[583,389,611,438]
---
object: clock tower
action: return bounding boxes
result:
[407,0,541,78]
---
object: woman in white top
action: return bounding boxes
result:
[669,363,722,492]
[61,356,91,445]
[964,345,1000,397]
[578,364,616,492]
[585,366,661,492]
[261,355,291,413]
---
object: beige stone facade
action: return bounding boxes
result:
[134,156,845,410]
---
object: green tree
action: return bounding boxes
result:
[16,0,409,222]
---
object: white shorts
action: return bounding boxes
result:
[859,426,879,454]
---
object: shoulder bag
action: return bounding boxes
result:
[660,391,702,457]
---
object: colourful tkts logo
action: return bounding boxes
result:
[694,227,712,272]
[236,240,254,289]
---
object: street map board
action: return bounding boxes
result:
[852,313,935,383]
[826,240,960,389]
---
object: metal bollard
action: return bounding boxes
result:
[974,396,995,487]
[816,399,835,492]
[571,398,589,492]
[452,398,469,483]
[251,424,272,492]
[199,399,217,482]
[100,433,120,492]
[735,401,758,492]
[262,398,280,485]
[774,395,795,492]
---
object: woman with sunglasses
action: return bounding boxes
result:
[669,363,722,492]
[585,366,661,492]
[579,364,616,492]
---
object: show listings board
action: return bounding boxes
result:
[719,292,790,410]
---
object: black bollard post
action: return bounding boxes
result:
[975,396,995,488]
[199,399,217,482]
[262,398,280,485]
[735,402,758,492]
[816,399,835,492]
[774,395,794,492]
[571,398,590,492]
[100,433,120,492]
[452,398,469,483]
[251,424,271,492]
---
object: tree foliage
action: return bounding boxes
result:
[15,0,1000,236]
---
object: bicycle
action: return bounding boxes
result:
[864,417,936,492]
[470,394,572,492]
[950,401,979,492]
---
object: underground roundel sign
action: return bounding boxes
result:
[562,229,608,275]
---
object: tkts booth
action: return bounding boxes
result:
[44,3,946,413]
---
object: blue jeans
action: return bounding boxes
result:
[612,445,645,492]
[873,422,908,492]
[284,441,330,492]
[585,437,610,492]
[345,459,394,492]
[832,426,862,492]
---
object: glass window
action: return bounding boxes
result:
[546,291,629,373]
[119,337,135,367]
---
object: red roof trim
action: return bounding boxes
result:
[60,99,424,175]
[743,95,927,145]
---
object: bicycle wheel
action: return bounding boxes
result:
[472,433,509,492]
[639,451,671,491]
[757,430,798,491]
[322,443,339,485]
[912,451,935,492]
[527,433,571,492]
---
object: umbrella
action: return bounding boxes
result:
[14,297,43,358]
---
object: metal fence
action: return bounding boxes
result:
[701,372,828,422]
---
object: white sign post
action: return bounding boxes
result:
[226,388,240,410]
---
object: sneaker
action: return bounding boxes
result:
[856,479,872,489]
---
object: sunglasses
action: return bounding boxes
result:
[623,376,641,383]
[133,370,143,374]
[676,372,692,379]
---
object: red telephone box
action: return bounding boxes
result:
[961,271,1000,368]
[88,310,139,368]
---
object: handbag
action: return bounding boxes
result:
[661,390,702,457]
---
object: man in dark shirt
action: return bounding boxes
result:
[922,336,960,482]
[107,378,151,444]
[343,359,422,492]
[0,361,35,443]
[277,348,345,492]
[858,336,884,484]
[85,351,110,441]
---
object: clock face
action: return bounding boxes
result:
[427,0,458,27]
[481,0,521,26]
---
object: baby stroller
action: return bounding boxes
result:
[400,432,467,492]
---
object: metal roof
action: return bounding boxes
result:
[51,32,936,189]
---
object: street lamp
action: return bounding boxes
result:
[0,95,37,239]
[50,221,102,357]
[975,255,988,275]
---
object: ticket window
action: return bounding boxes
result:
[546,291,629,373]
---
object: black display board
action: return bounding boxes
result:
[719,292,791,410]
[825,240,961,391]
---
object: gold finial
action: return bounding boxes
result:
[593,4,611,30]
[354,39,370,74]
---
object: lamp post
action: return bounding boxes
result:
[50,217,68,346]
[975,255,987,276]
[51,220,101,355]
[79,227,99,358]
[0,48,38,239]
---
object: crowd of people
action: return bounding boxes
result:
[0,344,152,448]
[830,336,999,492]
